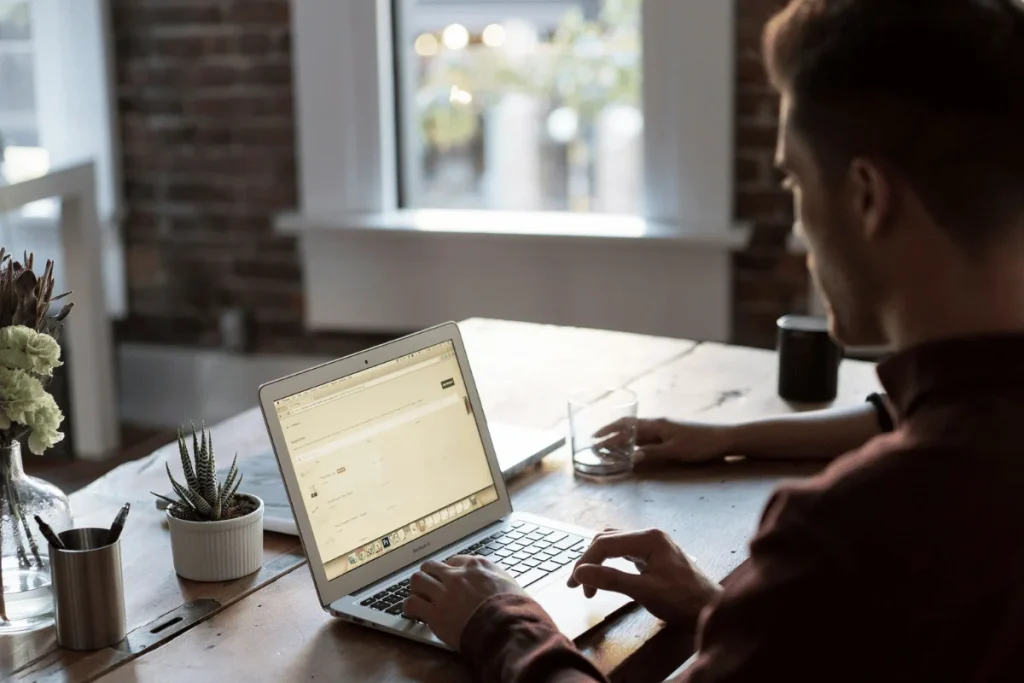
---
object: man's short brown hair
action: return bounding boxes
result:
[764,0,1024,245]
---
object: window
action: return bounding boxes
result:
[394,0,643,215]
[0,0,48,186]
[292,0,732,228]
[287,0,741,342]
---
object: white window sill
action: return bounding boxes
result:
[275,209,751,251]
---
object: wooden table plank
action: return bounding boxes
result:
[5,319,695,682]
[627,341,882,425]
[460,318,699,430]
[97,333,881,683]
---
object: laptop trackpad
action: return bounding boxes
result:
[532,559,637,641]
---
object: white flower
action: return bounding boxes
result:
[0,365,46,425]
[23,393,64,455]
[0,364,65,454]
[0,326,62,377]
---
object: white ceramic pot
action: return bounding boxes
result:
[166,495,264,582]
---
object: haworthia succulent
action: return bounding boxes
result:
[154,425,250,522]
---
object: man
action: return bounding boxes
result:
[404,1,1024,680]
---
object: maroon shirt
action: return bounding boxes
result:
[461,335,1024,682]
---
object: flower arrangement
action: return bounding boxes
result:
[0,250,71,453]
[0,249,72,623]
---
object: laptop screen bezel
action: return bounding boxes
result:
[258,322,513,607]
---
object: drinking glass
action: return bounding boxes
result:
[568,388,638,478]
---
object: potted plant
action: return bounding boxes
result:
[0,250,74,633]
[152,425,263,582]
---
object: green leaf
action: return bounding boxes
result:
[170,477,213,518]
[202,429,218,506]
[177,429,198,491]
[191,422,200,464]
[191,422,206,494]
[220,455,239,506]
[151,492,181,508]
[168,504,200,522]
[165,464,197,513]
[226,472,243,506]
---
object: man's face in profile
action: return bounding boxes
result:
[776,96,888,348]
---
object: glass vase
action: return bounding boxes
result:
[0,440,73,633]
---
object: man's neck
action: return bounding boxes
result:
[882,257,1024,351]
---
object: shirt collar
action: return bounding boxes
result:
[878,333,1024,420]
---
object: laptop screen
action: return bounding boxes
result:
[272,341,499,580]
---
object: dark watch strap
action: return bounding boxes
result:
[866,392,895,433]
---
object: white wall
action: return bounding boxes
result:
[299,229,736,342]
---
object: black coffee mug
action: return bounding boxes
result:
[776,315,842,403]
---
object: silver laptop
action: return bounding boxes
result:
[258,322,633,648]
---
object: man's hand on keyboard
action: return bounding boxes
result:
[568,528,722,626]
[405,556,528,649]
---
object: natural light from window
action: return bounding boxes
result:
[395,0,643,215]
[0,1,49,186]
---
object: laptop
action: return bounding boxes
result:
[258,322,633,648]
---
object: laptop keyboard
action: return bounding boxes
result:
[359,521,588,618]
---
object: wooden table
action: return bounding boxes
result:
[4,319,881,683]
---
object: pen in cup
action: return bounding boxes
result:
[34,515,66,551]
[106,503,130,545]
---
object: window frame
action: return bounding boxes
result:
[0,0,125,318]
[28,0,121,225]
[290,0,736,234]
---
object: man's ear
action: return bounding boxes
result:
[848,157,895,241]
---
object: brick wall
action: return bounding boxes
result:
[113,0,804,353]
[111,0,380,355]
[733,0,807,348]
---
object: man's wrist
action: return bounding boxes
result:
[460,593,558,658]
[714,422,744,458]
[461,594,603,683]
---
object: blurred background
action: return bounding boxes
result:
[396,0,642,215]
[0,0,804,480]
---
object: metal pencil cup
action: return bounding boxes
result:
[49,528,126,650]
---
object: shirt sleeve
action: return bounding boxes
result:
[461,593,609,683]
[676,486,863,683]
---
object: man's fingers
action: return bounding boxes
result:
[567,530,660,587]
[595,433,630,451]
[420,559,454,581]
[403,594,433,622]
[593,417,635,438]
[410,569,444,601]
[634,442,676,462]
[445,555,476,567]
[572,564,647,600]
